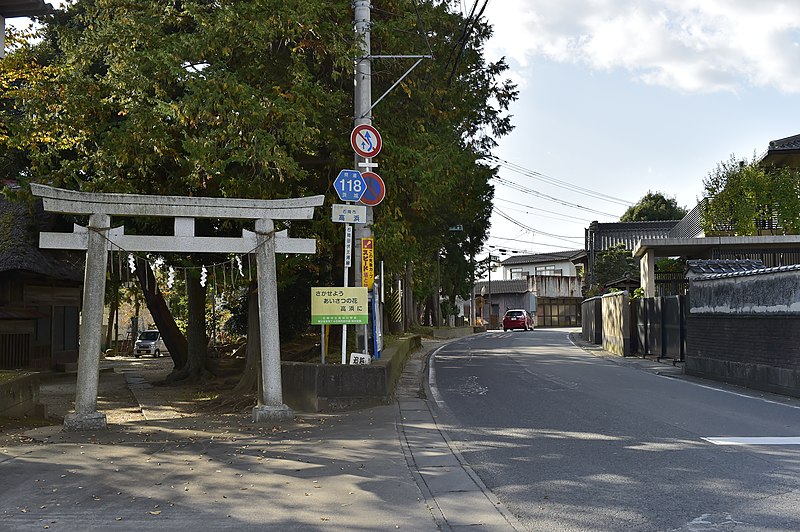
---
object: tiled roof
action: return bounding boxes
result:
[502,249,585,266]
[473,279,528,295]
[0,0,55,17]
[686,259,765,276]
[693,263,800,280]
[768,134,800,151]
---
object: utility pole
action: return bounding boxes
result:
[351,1,430,348]
[353,0,372,351]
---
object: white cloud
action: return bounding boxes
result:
[484,0,800,93]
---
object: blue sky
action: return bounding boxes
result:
[481,0,800,258]
[7,1,800,261]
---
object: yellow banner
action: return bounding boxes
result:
[361,238,375,289]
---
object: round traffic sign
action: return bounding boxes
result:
[359,172,385,206]
[351,124,382,158]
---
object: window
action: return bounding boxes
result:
[509,267,525,280]
[535,265,563,276]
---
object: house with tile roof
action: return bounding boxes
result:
[0,195,83,370]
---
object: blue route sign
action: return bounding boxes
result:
[334,169,367,202]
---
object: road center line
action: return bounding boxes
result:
[702,437,800,445]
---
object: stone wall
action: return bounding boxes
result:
[281,335,422,412]
[686,267,800,397]
[0,371,40,417]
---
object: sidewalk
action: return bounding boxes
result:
[0,339,522,531]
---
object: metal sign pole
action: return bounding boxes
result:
[342,224,352,364]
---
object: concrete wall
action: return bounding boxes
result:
[281,335,422,412]
[686,268,800,397]
[601,291,630,356]
[0,372,40,417]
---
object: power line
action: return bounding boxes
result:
[494,208,584,243]
[487,154,634,207]
[493,176,621,217]
[486,237,580,252]
[494,197,596,224]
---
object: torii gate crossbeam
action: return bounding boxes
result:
[31,184,323,430]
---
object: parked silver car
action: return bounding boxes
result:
[134,330,168,358]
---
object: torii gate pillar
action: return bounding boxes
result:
[253,218,292,421]
[64,213,111,431]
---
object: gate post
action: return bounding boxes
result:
[252,218,294,422]
[64,213,110,431]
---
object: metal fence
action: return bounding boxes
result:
[633,295,686,363]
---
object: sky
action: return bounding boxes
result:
[479,0,800,261]
[6,1,800,264]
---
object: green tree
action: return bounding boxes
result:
[701,155,800,235]
[620,191,687,222]
[2,1,516,371]
[593,243,637,290]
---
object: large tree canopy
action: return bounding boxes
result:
[1,0,517,332]
[620,191,687,222]
[701,155,800,235]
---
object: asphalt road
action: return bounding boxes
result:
[429,328,800,532]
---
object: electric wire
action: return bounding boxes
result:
[494,197,596,224]
[487,237,580,252]
[493,176,621,217]
[410,0,434,56]
[487,154,634,206]
[494,208,584,243]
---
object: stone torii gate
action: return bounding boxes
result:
[31,184,324,431]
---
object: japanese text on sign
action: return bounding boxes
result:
[311,287,368,325]
[361,238,374,289]
[332,204,366,224]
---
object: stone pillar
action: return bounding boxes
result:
[252,218,294,423]
[64,213,110,431]
[640,248,656,298]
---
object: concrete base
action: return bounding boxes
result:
[252,404,294,424]
[63,411,107,431]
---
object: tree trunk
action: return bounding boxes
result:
[169,273,211,383]
[135,257,188,370]
[404,260,417,330]
[233,281,261,394]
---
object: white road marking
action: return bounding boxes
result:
[702,437,800,446]
[429,344,446,406]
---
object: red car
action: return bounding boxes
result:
[502,309,534,331]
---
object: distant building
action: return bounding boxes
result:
[474,250,585,327]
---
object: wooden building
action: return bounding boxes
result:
[0,196,83,370]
